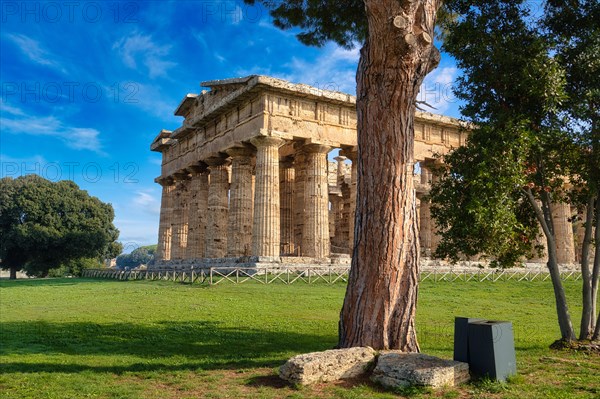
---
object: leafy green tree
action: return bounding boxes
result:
[247,0,443,351]
[430,1,599,342]
[116,245,154,269]
[0,175,121,279]
[105,241,124,261]
[47,257,103,278]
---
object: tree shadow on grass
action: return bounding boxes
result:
[0,320,336,374]
[0,277,122,288]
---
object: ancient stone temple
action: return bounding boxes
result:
[151,75,579,267]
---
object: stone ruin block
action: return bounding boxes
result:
[279,347,376,385]
[371,352,469,389]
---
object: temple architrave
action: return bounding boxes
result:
[151,75,581,267]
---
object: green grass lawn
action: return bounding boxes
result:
[0,278,598,399]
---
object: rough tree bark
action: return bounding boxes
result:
[579,197,595,339]
[338,0,441,351]
[524,189,576,341]
[9,266,17,280]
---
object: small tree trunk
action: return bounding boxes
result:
[338,0,441,351]
[546,244,576,342]
[9,266,17,280]
[591,193,600,340]
[525,190,576,341]
[579,198,595,340]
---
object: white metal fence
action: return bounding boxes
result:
[81,267,582,285]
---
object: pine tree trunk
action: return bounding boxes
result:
[9,266,17,280]
[579,198,595,340]
[338,0,441,351]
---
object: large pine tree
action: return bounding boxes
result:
[246,0,443,350]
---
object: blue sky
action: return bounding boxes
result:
[0,1,462,252]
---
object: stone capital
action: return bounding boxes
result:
[250,136,285,149]
[173,170,191,180]
[329,192,342,202]
[204,155,230,167]
[187,162,208,175]
[226,146,256,159]
[280,155,295,169]
[334,155,347,163]
[156,176,174,186]
[302,143,332,154]
[340,147,358,162]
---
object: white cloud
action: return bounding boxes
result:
[418,67,458,113]
[112,187,161,247]
[4,34,67,74]
[0,102,26,116]
[122,82,179,122]
[275,43,360,94]
[214,53,226,63]
[0,104,103,153]
[113,33,177,78]
[231,5,244,25]
[114,218,158,248]
[192,30,209,51]
[132,190,161,216]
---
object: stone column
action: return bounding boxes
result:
[251,136,284,257]
[180,177,191,259]
[170,174,190,260]
[430,168,443,254]
[170,179,182,260]
[156,177,175,261]
[186,165,209,259]
[293,151,307,255]
[226,147,255,257]
[329,193,343,249]
[302,144,332,258]
[335,156,347,183]
[342,149,358,252]
[280,156,295,255]
[332,155,347,250]
[419,198,433,257]
[551,201,575,264]
[205,160,230,258]
[419,166,433,257]
[350,152,358,250]
[340,182,351,251]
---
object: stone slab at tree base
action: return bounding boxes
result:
[371,352,470,389]
[279,347,376,385]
